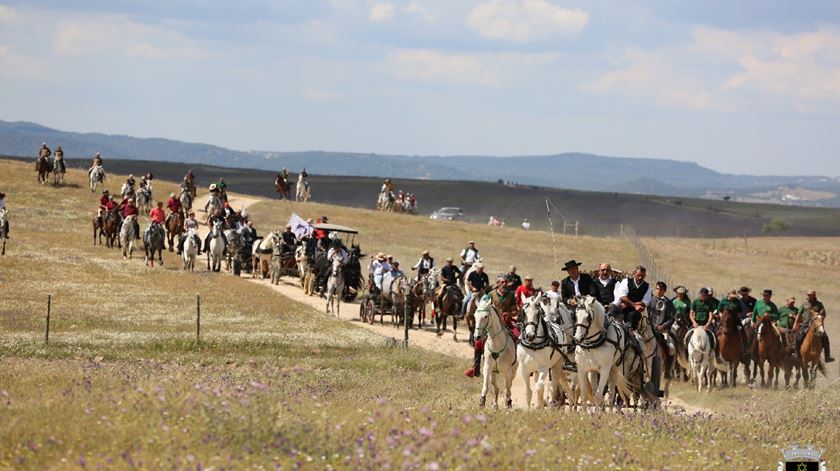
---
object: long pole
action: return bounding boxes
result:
[196,294,201,343]
[404,301,410,347]
[45,294,51,345]
[545,198,562,280]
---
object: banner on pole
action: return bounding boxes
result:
[288,213,312,239]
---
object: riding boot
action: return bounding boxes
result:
[464,349,482,378]
[825,336,834,362]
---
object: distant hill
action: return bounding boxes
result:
[3,119,839,206]
[9,156,838,238]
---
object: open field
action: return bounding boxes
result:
[2,159,839,469]
[10,156,840,237]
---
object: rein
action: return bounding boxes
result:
[475,306,513,361]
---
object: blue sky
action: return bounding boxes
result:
[1,1,839,175]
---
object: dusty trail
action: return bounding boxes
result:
[199,194,713,414]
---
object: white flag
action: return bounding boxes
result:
[288,212,312,239]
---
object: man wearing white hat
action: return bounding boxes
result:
[411,250,435,281]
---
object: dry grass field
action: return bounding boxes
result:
[1,159,839,469]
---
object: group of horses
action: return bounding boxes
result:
[274,176,311,202]
[35,156,67,186]
[685,309,827,393]
[376,190,417,214]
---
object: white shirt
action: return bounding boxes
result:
[522,221,530,230]
[546,290,560,302]
[461,247,479,264]
[372,260,391,276]
[570,276,581,296]
[598,276,613,287]
[612,278,652,307]
[413,257,434,270]
[327,247,348,264]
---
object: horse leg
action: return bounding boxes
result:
[758,360,766,388]
[520,364,532,408]
[452,314,458,342]
[479,354,490,408]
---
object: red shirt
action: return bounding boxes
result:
[122,204,138,218]
[99,195,110,206]
[149,207,165,224]
[515,284,536,307]
[104,200,117,211]
[166,197,181,212]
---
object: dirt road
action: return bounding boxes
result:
[201,193,712,413]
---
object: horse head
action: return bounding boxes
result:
[473,294,495,340]
[521,291,549,342]
[812,312,826,337]
[572,295,603,343]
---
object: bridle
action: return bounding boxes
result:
[475,304,511,360]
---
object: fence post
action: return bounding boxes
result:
[196,294,201,343]
[45,294,51,345]
[574,221,579,237]
[404,302,410,347]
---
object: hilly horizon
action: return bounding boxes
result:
[3,118,840,207]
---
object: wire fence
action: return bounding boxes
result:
[622,225,676,289]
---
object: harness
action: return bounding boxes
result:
[573,304,628,367]
[475,306,516,366]
[521,301,577,365]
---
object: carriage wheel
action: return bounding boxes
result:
[366,299,376,324]
[359,301,367,322]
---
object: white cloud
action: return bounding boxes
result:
[389,48,559,88]
[0,45,48,80]
[53,16,210,60]
[0,4,15,26]
[404,2,437,23]
[585,26,840,113]
[369,3,395,23]
[467,0,588,43]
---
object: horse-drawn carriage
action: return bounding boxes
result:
[305,224,364,301]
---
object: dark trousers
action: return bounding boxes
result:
[178,233,201,253]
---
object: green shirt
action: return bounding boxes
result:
[672,297,691,323]
[798,299,826,328]
[752,300,780,322]
[717,297,742,316]
[691,298,718,325]
[778,306,798,329]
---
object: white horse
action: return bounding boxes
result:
[572,296,633,407]
[518,292,577,408]
[135,188,152,215]
[473,295,518,408]
[179,188,193,213]
[377,191,390,211]
[52,157,65,184]
[296,179,310,202]
[120,215,136,259]
[183,228,198,271]
[206,221,225,272]
[89,166,105,192]
[251,232,278,278]
[325,256,344,317]
[686,327,713,392]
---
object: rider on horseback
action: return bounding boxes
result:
[203,208,228,253]
[648,281,676,379]
[54,146,65,173]
[411,250,435,281]
[435,257,462,306]
[147,201,166,242]
[121,198,140,239]
[178,211,202,255]
[38,143,51,160]
[793,290,834,363]
[165,192,183,228]
[465,274,518,378]
[459,240,480,274]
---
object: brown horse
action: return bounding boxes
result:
[100,210,121,248]
[408,280,425,328]
[756,314,783,388]
[36,158,51,184]
[716,309,742,387]
[275,177,291,200]
[801,313,827,389]
[434,285,461,340]
[780,329,802,390]
[166,211,184,252]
